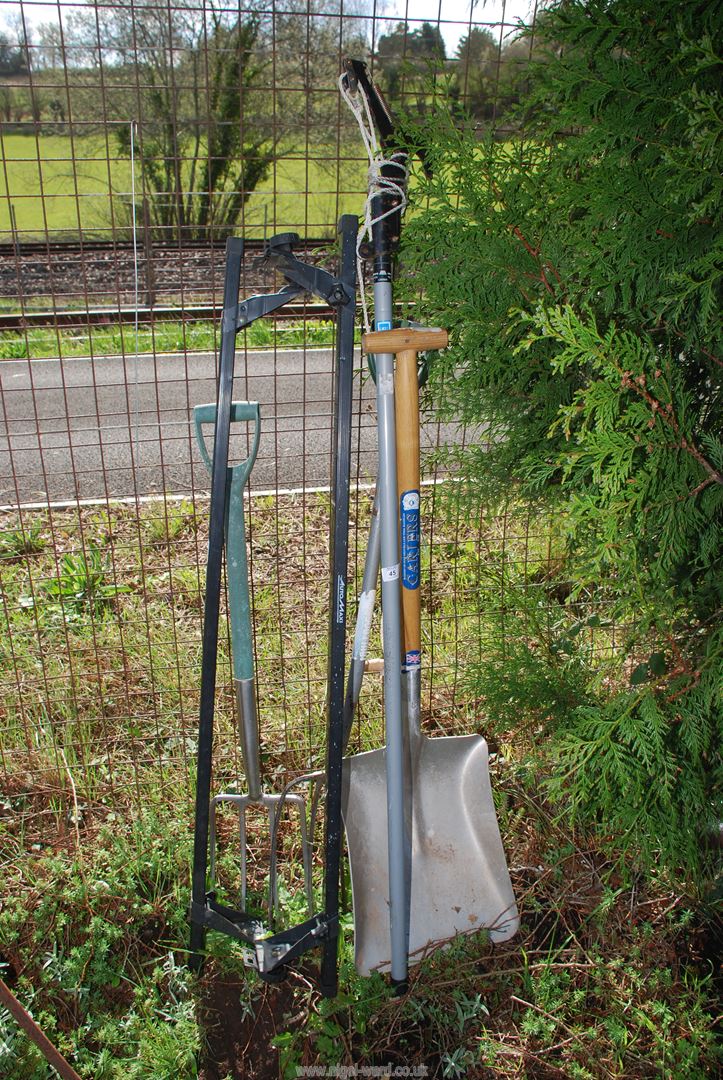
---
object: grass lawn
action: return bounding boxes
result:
[0,132,138,239]
[0,133,367,241]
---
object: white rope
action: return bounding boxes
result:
[338,71,409,333]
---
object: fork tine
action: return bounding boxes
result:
[210,778,322,921]
[239,805,248,911]
[297,800,314,912]
[309,776,325,849]
[267,801,280,921]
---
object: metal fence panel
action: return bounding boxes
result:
[0,0,546,836]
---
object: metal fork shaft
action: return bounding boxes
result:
[235,679,261,800]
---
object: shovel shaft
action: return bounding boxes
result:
[363,326,449,664]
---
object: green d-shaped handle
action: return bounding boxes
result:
[194,402,261,684]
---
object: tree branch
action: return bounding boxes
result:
[620,372,723,486]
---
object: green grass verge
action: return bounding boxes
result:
[0,318,342,361]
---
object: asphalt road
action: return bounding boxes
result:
[0,349,466,505]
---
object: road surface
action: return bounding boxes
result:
[0,349,467,505]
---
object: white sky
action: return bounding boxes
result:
[2,1,537,52]
[381,1,537,51]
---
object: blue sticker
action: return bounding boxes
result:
[376,320,392,331]
[404,649,421,669]
[400,489,420,590]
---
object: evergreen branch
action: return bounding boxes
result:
[670,476,715,504]
[665,671,701,704]
[485,169,565,300]
[402,0,723,885]
[657,321,722,370]
[509,223,562,298]
[620,372,723,486]
[700,347,723,370]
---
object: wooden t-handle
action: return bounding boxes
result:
[362,326,448,355]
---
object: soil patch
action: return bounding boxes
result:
[199,964,315,1080]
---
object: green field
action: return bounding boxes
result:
[0,132,367,240]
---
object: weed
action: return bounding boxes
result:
[169,565,205,611]
[20,544,130,621]
[0,972,47,1079]
[0,519,46,559]
[0,806,195,1076]
[0,336,28,359]
[441,1046,475,1078]
[144,500,197,546]
[1,500,720,1079]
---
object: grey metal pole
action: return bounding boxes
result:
[372,275,409,987]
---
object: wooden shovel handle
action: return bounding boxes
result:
[367,325,448,660]
[395,348,422,657]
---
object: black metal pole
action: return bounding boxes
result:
[189,237,244,969]
[320,214,358,996]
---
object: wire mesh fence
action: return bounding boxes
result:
[0,7,719,1076]
[0,0,556,846]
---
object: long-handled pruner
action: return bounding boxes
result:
[194,402,320,921]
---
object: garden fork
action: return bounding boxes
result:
[195,402,321,921]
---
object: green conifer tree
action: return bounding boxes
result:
[401,0,722,883]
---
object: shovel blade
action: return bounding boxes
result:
[342,734,518,976]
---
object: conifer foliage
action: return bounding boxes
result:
[402,0,722,882]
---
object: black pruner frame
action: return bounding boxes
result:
[189,217,358,996]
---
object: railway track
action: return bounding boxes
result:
[0,236,338,329]
[0,236,334,258]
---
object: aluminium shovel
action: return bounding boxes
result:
[343,328,519,978]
